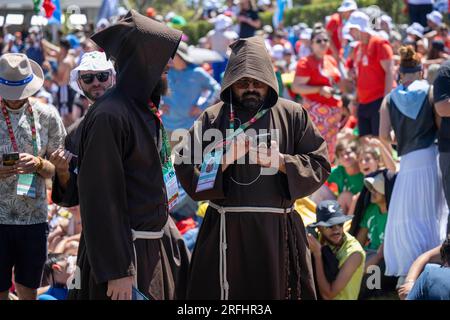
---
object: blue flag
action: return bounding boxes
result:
[273,0,286,29]
[97,0,118,22]
[48,0,61,25]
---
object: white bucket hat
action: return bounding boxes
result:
[407,22,425,38]
[427,10,443,26]
[0,53,44,100]
[345,11,372,34]
[338,0,358,13]
[69,51,115,95]
[213,14,232,31]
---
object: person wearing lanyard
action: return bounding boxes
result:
[69,10,187,300]
[175,36,331,299]
[0,53,66,300]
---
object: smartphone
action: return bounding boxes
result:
[132,286,149,300]
[2,152,19,166]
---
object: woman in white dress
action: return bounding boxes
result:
[379,45,448,281]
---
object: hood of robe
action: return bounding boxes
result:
[90,10,182,105]
[220,36,279,108]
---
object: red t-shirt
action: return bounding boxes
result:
[353,35,393,104]
[295,54,342,107]
[326,13,343,54]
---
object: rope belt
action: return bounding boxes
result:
[131,229,164,287]
[208,201,295,300]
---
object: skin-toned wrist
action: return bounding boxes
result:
[35,156,44,173]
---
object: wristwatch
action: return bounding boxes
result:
[35,156,44,172]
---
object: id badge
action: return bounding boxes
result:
[196,149,223,193]
[163,164,179,211]
[17,173,37,198]
[362,55,368,66]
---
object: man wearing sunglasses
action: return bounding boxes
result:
[50,51,115,204]
[307,200,365,300]
[175,36,330,300]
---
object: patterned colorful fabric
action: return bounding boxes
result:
[303,98,341,163]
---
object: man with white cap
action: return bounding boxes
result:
[206,14,238,83]
[49,51,115,205]
[326,0,357,61]
[0,53,66,300]
[347,11,394,137]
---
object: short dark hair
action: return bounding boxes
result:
[440,234,450,266]
[59,39,71,50]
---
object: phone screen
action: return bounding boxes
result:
[2,153,19,166]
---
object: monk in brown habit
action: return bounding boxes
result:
[174,36,331,300]
[69,11,189,300]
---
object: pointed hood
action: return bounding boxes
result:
[91,10,182,105]
[220,36,279,107]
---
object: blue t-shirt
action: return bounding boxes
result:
[407,264,450,300]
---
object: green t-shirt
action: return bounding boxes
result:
[359,203,388,251]
[327,165,364,195]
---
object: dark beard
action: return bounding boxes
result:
[233,91,265,111]
[150,77,169,107]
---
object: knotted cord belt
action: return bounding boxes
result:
[208,201,295,300]
[131,229,164,288]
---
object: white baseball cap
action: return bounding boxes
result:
[271,44,284,61]
[70,51,115,94]
[300,28,312,40]
[364,173,385,195]
[338,0,358,13]
[426,10,443,26]
[345,11,372,33]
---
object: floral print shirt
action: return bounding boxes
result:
[0,101,66,225]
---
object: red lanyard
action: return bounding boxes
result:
[1,102,38,156]
[228,104,269,132]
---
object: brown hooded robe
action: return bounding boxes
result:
[68,10,189,300]
[174,37,331,299]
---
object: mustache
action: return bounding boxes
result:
[242,91,261,98]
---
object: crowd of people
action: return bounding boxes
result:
[0,0,450,301]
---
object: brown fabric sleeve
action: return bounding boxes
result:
[78,113,135,283]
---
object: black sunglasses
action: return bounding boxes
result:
[79,71,110,85]
[315,39,329,44]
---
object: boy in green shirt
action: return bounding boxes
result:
[356,173,388,266]
[327,140,364,213]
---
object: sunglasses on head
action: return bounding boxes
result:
[325,223,344,229]
[79,71,110,85]
[315,38,329,44]
[235,78,266,89]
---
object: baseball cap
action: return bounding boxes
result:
[364,172,385,195]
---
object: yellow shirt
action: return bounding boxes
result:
[328,232,366,300]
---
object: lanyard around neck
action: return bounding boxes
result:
[149,103,172,167]
[1,102,38,156]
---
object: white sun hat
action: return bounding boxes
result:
[69,51,115,95]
